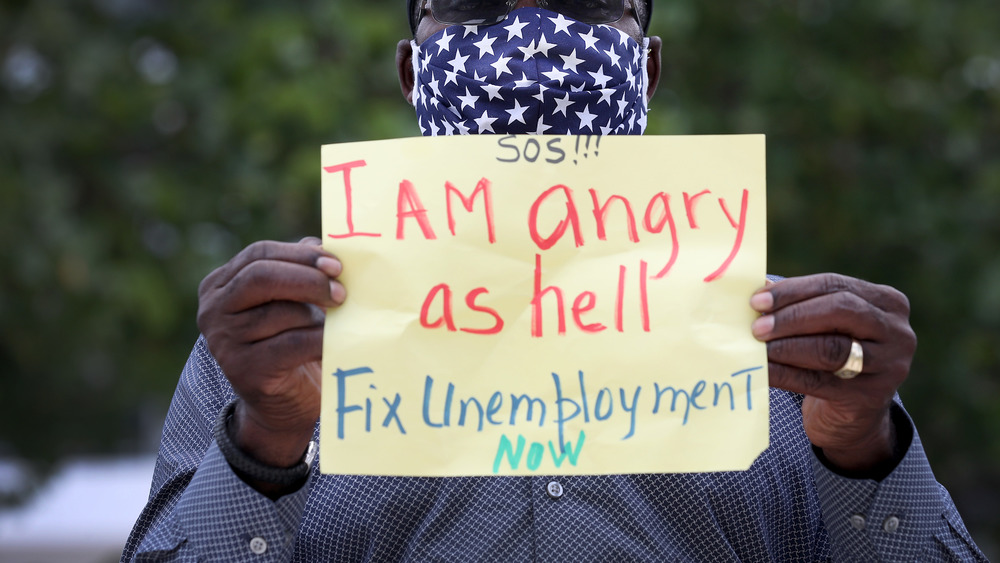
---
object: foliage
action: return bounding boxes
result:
[1,0,997,549]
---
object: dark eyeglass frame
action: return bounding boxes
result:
[407,0,652,37]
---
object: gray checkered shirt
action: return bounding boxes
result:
[122,336,985,561]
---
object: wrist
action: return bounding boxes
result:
[816,404,909,480]
[214,400,317,499]
[233,400,317,467]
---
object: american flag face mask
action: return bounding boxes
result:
[411,7,649,136]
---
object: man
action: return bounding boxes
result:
[124,0,985,560]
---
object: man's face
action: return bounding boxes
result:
[397,0,661,106]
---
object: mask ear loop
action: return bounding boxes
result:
[410,39,421,108]
[639,37,650,119]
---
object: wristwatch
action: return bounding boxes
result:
[213,400,317,486]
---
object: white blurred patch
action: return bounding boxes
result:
[0,456,156,563]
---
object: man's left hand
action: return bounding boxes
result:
[749,273,917,476]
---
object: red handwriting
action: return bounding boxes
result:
[531,254,651,337]
[323,167,754,338]
[324,160,382,239]
[528,185,584,250]
[420,283,504,335]
[590,189,639,242]
[703,189,749,282]
[683,190,711,229]
[527,185,750,282]
[397,180,437,240]
[447,179,496,243]
[642,192,680,278]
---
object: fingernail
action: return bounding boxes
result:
[751,315,774,339]
[330,281,346,304]
[749,291,773,312]
[317,256,342,277]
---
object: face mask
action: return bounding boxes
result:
[411,7,649,136]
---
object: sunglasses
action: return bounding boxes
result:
[407,0,650,35]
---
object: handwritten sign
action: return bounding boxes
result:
[320,134,768,476]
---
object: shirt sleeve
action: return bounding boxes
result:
[812,402,987,562]
[131,442,313,562]
[120,336,313,562]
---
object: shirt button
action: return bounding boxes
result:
[249,537,268,555]
[546,480,564,499]
[849,514,866,530]
[883,515,901,533]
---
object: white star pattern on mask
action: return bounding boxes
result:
[576,103,597,130]
[428,79,442,98]
[518,39,538,60]
[458,87,480,110]
[605,47,621,67]
[514,72,535,89]
[551,13,574,36]
[448,50,470,73]
[505,16,529,40]
[474,110,498,133]
[533,84,548,102]
[535,34,556,57]
[560,49,584,73]
[598,88,615,105]
[553,92,574,116]
[491,54,513,77]
[616,28,630,46]
[507,99,529,124]
[589,65,612,88]
[482,82,504,100]
[542,67,569,84]
[436,30,454,53]
[474,34,497,57]
[617,97,630,117]
[412,8,648,136]
[533,115,552,134]
[578,29,600,51]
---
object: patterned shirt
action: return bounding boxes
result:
[122,336,985,561]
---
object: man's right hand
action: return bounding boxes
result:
[197,237,345,474]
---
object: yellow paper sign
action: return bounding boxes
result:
[320,134,767,477]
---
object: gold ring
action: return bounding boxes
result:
[833,339,864,379]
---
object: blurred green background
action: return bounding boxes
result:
[1,0,997,553]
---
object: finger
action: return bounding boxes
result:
[752,291,892,341]
[767,361,848,401]
[221,260,344,313]
[257,326,325,374]
[768,362,897,412]
[224,326,326,385]
[765,335,876,374]
[233,302,326,344]
[755,274,910,316]
[203,240,338,291]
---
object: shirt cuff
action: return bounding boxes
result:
[174,440,312,561]
[812,402,945,561]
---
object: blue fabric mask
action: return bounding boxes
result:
[411,8,649,136]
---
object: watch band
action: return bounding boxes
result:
[213,400,317,487]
